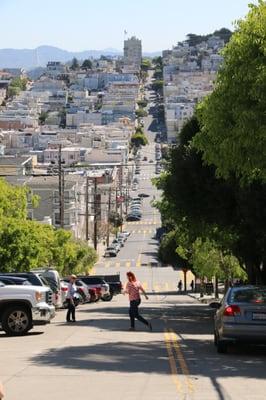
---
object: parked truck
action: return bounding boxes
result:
[92,274,122,301]
[0,282,55,336]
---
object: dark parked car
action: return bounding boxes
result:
[126,214,141,221]
[211,285,266,353]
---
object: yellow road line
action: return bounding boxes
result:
[164,330,182,394]
[115,262,120,269]
[125,261,131,269]
[169,329,194,394]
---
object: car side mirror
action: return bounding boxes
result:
[209,302,221,309]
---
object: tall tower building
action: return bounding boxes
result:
[123,36,142,70]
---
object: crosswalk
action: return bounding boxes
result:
[126,220,160,226]
[128,228,156,234]
[88,275,194,294]
[139,175,154,180]
[93,259,160,270]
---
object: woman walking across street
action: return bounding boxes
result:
[124,271,152,331]
[66,274,77,322]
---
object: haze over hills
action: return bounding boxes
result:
[0,45,161,69]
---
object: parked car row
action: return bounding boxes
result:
[104,231,131,257]
[155,144,162,174]
[0,270,123,336]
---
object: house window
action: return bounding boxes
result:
[64,214,70,226]
[54,212,60,225]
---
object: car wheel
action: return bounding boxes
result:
[2,306,32,336]
[101,293,113,302]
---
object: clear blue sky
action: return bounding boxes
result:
[0,0,256,52]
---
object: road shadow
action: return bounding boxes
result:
[31,340,171,374]
[30,336,266,381]
[148,119,158,132]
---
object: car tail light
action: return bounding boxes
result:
[79,287,84,292]
[224,305,241,316]
[61,287,68,292]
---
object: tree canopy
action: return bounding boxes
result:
[154,115,266,283]
[81,59,92,70]
[131,132,148,147]
[193,1,266,183]
[0,179,97,275]
[70,57,79,70]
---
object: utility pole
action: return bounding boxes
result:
[106,187,111,246]
[58,144,64,229]
[93,177,98,251]
[120,165,123,232]
[85,176,89,241]
[115,187,118,213]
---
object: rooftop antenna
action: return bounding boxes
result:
[124,29,128,39]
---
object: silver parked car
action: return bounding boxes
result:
[211,285,266,353]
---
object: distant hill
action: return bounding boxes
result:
[0,45,161,69]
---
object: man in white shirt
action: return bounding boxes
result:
[66,274,77,322]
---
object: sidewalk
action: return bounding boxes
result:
[188,291,223,304]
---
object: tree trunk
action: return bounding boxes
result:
[214,275,219,299]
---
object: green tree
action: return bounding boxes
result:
[152,56,163,68]
[0,179,28,219]
[141,58,151,71]
[0,218,55,272]
[154,115,266,283]
[131,132,148,147]
[193,1,266,182]
[151,80,164,92]
[0,179,97,274]
[137,99,148,108]
[135,108,148,118]
[39,111,48,125]
[70,57,79,70]
[81,59,92,70]
[109,211,123,228]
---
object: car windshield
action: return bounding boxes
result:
[230,287,266,304]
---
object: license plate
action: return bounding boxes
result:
[252,312,266,320]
